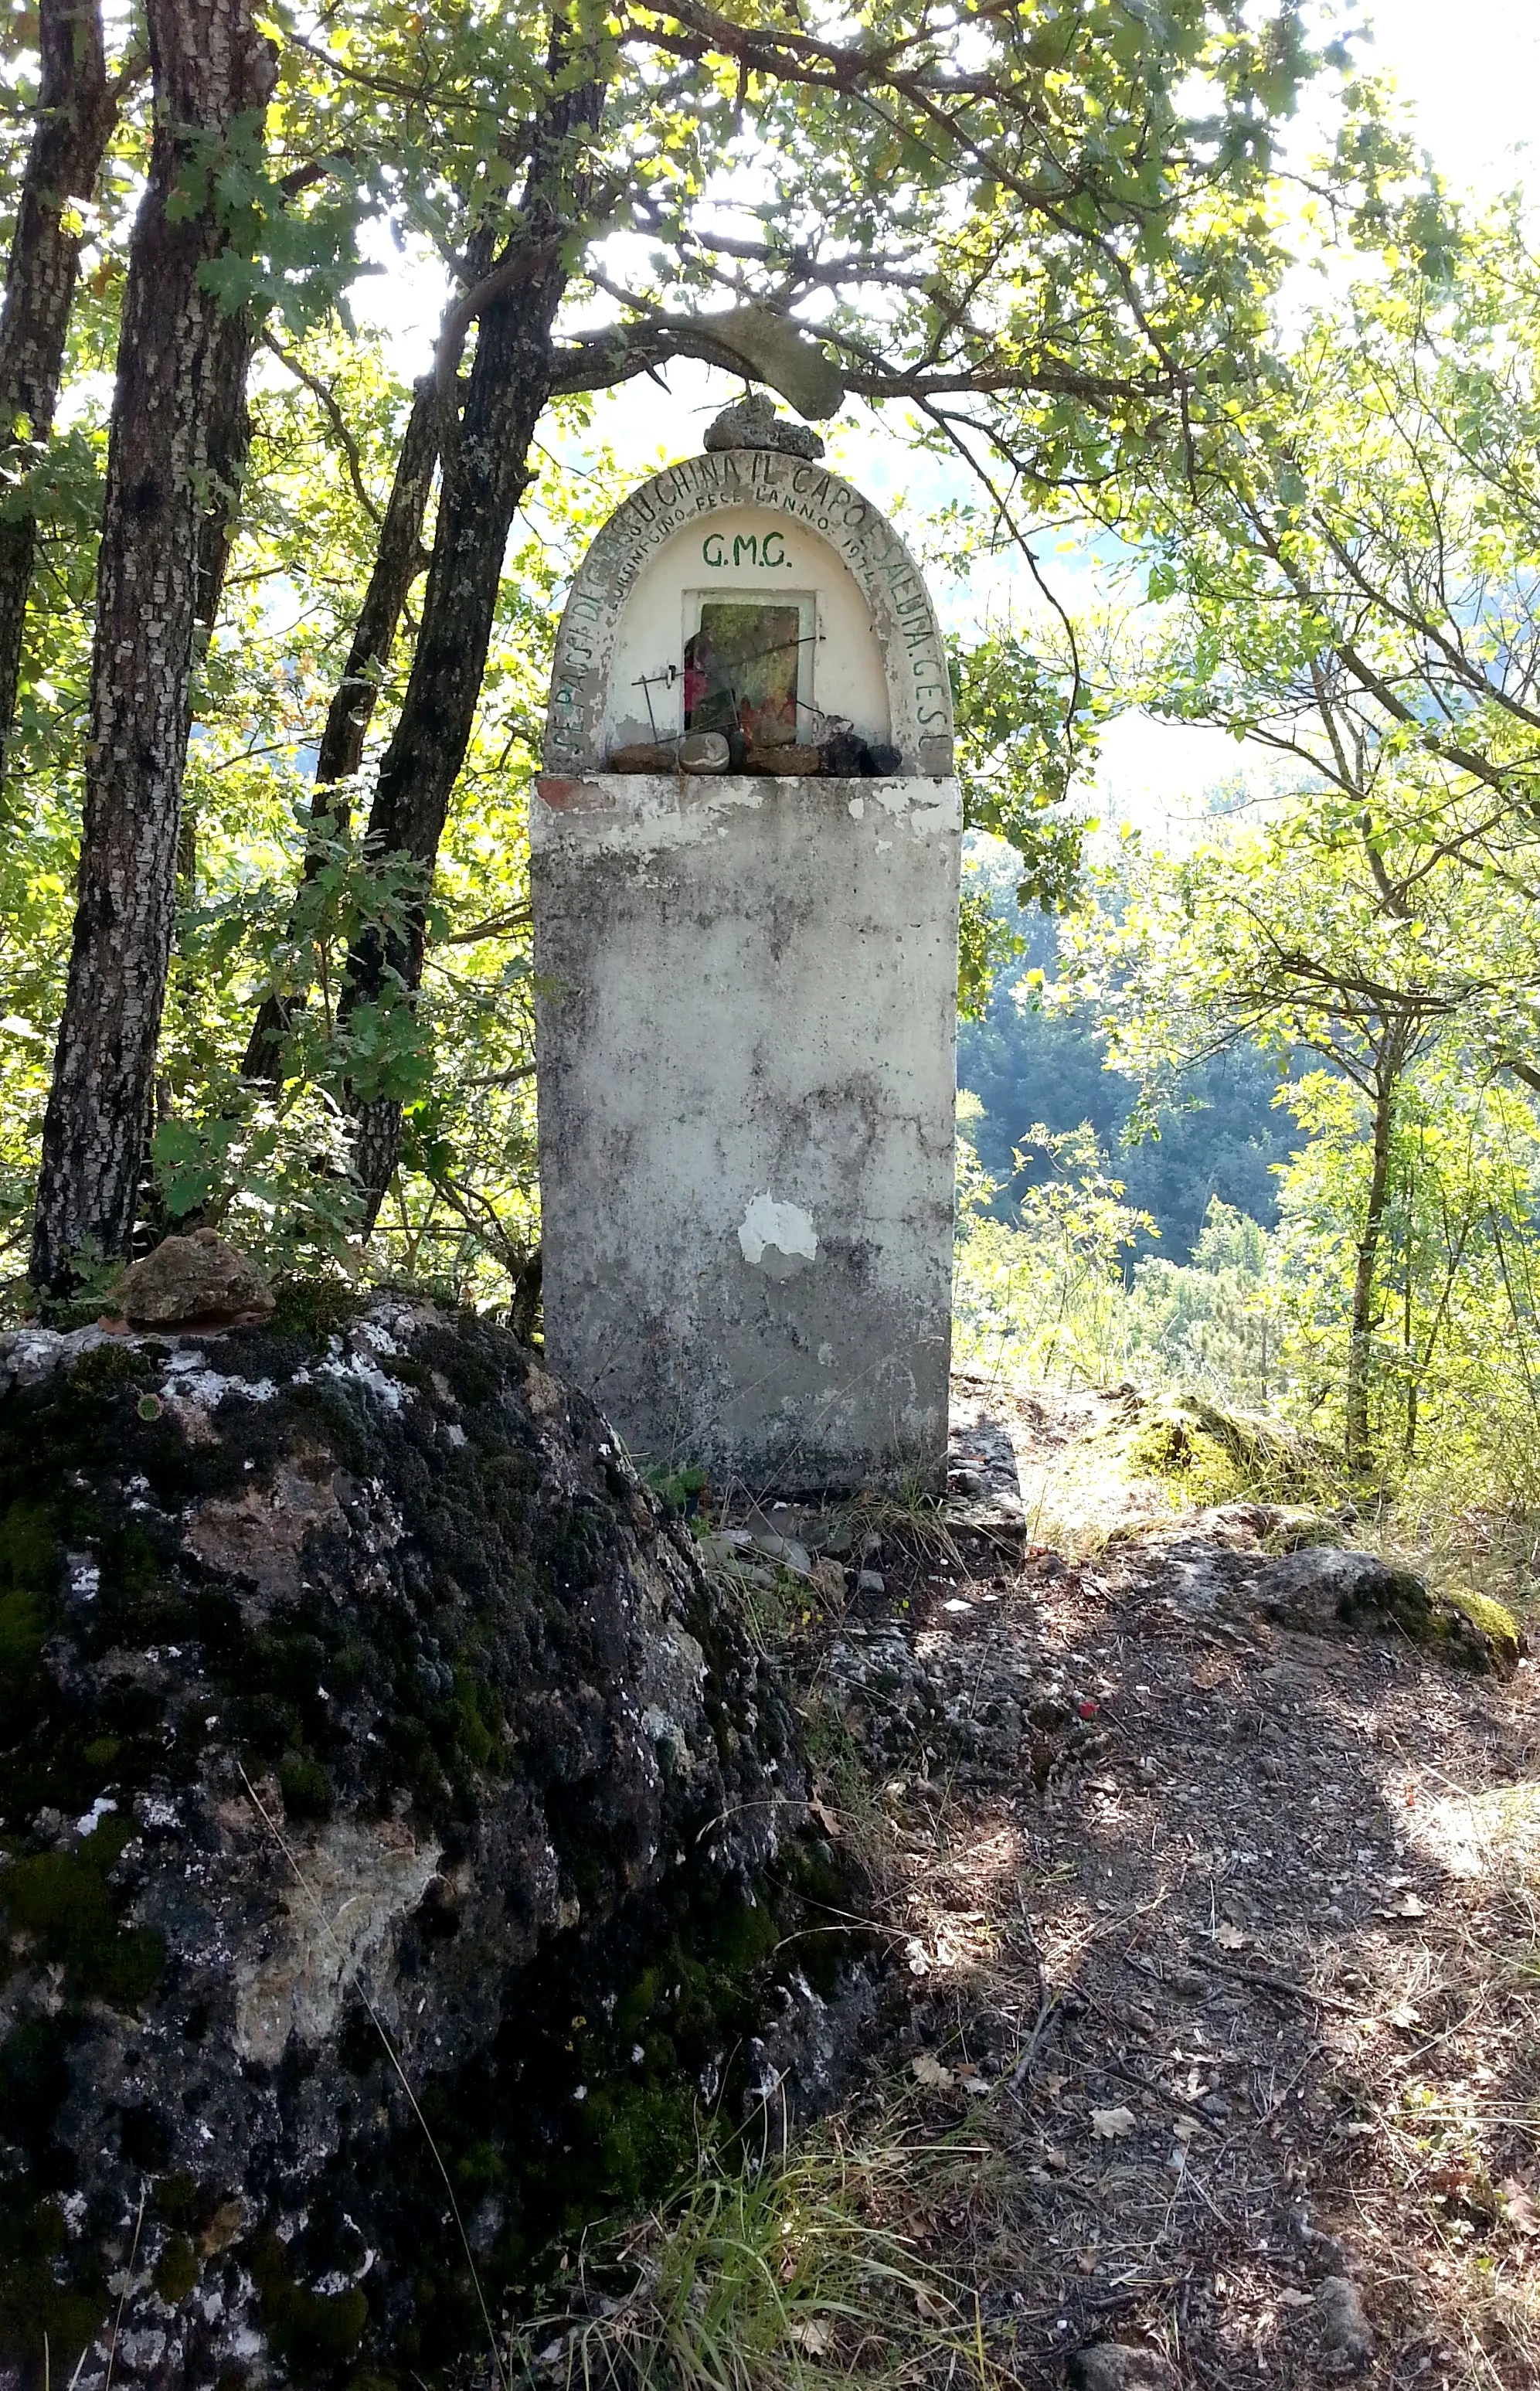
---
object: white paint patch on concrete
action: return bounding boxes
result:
[846,796,864,819]
[738,1193,818,1269]
[908,787,963,836]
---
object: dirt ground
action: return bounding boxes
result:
[766,1373,1540,2389]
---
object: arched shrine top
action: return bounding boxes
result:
[543,445,954,778]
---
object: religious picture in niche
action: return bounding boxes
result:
[684,603,801,746]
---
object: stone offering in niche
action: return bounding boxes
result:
[607,738,679,772]
[604,731,731,774]
[678,730,730,772]
[746,743,821,775]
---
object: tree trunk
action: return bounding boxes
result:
[0,0,117,777]
[1345,1068,1396,1472]
[342,47,605,1226]
[29,0,276,1296]
[1401,1162,1417,1461]
[241,376,438,1085]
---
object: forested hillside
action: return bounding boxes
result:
[957,906,1297,1259]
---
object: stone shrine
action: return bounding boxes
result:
[532,401,961,1492]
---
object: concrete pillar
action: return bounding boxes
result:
[532,420,960,1495]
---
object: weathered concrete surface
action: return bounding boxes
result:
[532,770,961,1492]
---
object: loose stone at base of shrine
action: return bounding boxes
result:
[532,400,961,1493]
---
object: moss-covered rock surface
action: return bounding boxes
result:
[0,1298,836,2390]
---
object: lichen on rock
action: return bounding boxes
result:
[0,1297,836,2390]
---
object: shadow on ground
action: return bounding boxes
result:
[762,1373,1540,2389]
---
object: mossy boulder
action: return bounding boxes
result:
[1125,1393,1333,1508]
[1250,1545,1525,1674]
[0,1299,831,2391]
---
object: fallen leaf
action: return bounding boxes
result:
[1386,2002,1421,2031]
[808,1795,841,1841]
[1212,1923,1246,1950]
[1090,2104,1137,2140]
[1278,2288,1314,2308]
[1075,2246,1098,2274]
[957,2072,991,2098]
[911,2054,954,2089]
[1388,1890,1427,1919]
[914,2286,950,2322]
[1172,2117,1198,2144]
[787,2319,835,2354]
[1503,2178,1540,2236]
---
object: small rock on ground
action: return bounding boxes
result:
[1316,2275,1374,2363]
[1069,2343,1175,2389]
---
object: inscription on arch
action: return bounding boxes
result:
[545,449,954,775]
[700,529,791,570]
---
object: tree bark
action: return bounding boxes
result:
[1345,1063,1398,1472]
[0,0,117,777]
[241,376,437,1085]
[342,39,605,1225]
[30,0,276,1295]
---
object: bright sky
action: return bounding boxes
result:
[1090,0,1540,833]
[1372,0,1540,196]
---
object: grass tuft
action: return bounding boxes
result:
[515,2131,983,2391]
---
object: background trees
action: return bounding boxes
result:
[951,203,1540,1487]
[0,0,119,775]
[2,0,1345,1289]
